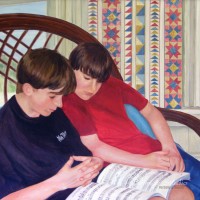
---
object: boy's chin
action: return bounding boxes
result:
[40,110,54,117]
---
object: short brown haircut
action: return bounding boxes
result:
[17,48,76,94]
[69,42,114,82]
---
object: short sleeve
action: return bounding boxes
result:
[120,80,148,110]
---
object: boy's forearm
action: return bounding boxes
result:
[2,176,61,200]
[141,103,176,150]
[81,134,148,167]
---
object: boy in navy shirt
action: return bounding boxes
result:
[0,48,103,200]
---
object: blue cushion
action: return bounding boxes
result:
[124,104,156,139]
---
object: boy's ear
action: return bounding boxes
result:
[22,83,34,96]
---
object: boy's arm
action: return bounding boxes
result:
[140,102,185,172]
[81,134,171,170]
[2,156,102,200]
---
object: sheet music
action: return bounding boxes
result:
[97,163,190,198]
[66,182,155,200]
[66,163,190,200]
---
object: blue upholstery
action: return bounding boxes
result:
[124,104,156,139]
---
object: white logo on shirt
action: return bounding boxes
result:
[56,131,67,142]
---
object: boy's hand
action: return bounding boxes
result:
[144,151,171,170]
[168,150,185,172]
[73,156,104,186]
[55,156,104,190]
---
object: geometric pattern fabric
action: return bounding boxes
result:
[88,0,183,109]
[149,0,160,106]
[164,0,182,108]
[135,0,145,95]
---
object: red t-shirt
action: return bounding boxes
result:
[62,76,161,154]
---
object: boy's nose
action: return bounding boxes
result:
[54,96,63,108]
[89,82,98,93]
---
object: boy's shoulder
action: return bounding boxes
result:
[0,98,12,119]
[106,76,129,90]
[0,96,20,129]
[0,98,14,138]
[107,76,124,85]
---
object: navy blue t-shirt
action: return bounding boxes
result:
[0,96,92,199]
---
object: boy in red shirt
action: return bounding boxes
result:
[63,42,199,199]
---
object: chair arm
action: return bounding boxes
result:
[156,107,200,137]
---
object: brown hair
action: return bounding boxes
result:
[69,42,114,82]
[17,48,76,95]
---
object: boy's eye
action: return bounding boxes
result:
[49,96,56,99]
[84,76,91,80]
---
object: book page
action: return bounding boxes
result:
[66,182,158,200]
[97,163,190,199]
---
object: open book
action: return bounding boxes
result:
[66,163,190,200]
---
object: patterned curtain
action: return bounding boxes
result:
[87,0,183,109]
